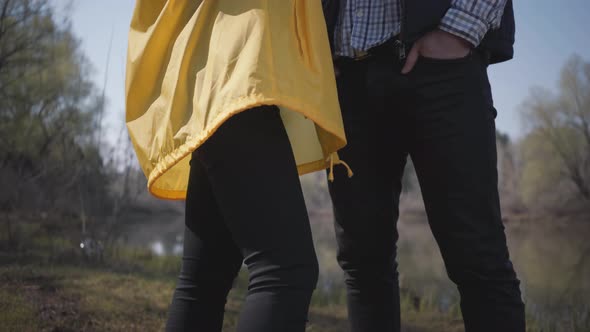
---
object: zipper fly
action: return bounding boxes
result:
[397,0,407,60]
[399,0,406,41]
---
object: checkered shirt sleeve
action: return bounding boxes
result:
[439,0,508,46]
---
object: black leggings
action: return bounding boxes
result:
[165,106,318,332]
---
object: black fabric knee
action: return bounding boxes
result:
[166,106,318,332]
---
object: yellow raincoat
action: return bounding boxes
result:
[126,0,348,200]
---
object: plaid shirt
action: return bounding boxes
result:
[334,0,508,58]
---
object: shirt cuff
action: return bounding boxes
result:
[439,7,489,47]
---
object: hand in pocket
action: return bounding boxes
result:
[402,29,472,74]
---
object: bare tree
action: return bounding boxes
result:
[520,55,590,204]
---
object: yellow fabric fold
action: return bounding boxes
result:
[126,0,347,200]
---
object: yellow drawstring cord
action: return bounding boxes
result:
[328,153,354,182]
[329,156,335,181]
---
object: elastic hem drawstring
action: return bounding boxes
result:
[328,153,354,182]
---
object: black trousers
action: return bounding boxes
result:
[165,106,318,332]
[328,50,525,332]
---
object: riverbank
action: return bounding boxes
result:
[2,211,588,331]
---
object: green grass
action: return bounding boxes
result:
[0,263,341,331]
[4,214,588,331]
[0,262,468,332]
[0,286,38,332]
[0,264,174,331]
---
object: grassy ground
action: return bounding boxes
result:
[1,259,563,332]
[0,262,465,332]
[0,213,466,332]
[3,212,588,331]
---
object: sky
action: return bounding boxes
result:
[65,0,590,141]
